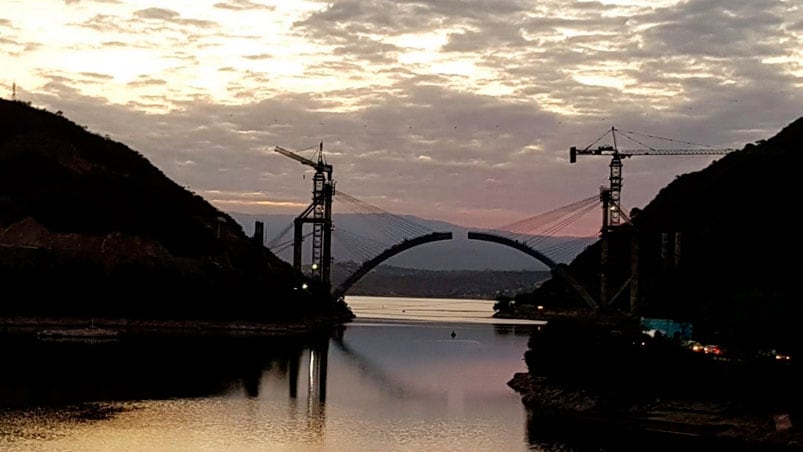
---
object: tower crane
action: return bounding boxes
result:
[570,127,735,311]
[273,142,335,288]
[570,127,736,229]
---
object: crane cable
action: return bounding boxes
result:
[267,222,295,249]
[333,228,389,262]
[524,202,599,248]
[498,194,599,235]
[617,129,718,149]
[335,190,431,240]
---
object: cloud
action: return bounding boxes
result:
[243,53,271,60]
[175,18,218,29]
[64,0,120,4]
[24,67,800,234]
[9,0,801,233]
[331,37,399,64]
[293,1,441,42]
[75,14,129,33]
[213,0,274,11]
[134,8,180,20]
[127,76,167,87]
[101,40,128,47]
[77,8,218,35]
[642,0,790,58]
[134,7,218,28]
[0,35,41,57]
[80,72,114,80]
[296,0,534,42]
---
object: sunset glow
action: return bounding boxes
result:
[1,0,800,232]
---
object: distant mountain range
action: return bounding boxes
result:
[230,213,597,271]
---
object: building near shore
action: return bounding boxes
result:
[641,317,693,340]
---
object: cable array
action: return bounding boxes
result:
[268,190,600,266]
[267,190,437,264]
[271,231,315,254]
[487,193,601,264]
[267,222,295,249]
[332,227,392,263]
[335,191,432,243]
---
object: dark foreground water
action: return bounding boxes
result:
[0,297,552,451]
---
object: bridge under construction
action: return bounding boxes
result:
[267,129,736,313]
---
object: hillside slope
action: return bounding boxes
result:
[516,116,803,352]
[0,99,346,322]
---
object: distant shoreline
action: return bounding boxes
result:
[0,316,352,338]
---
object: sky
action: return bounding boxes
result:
[1,0,801,237]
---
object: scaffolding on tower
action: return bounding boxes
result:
[273,142,335,289]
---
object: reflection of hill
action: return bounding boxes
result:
[0,335,305,408]
[0,99,343,321]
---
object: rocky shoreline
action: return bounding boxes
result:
[509,362,803,450]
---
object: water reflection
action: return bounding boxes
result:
[304,336,328,443]
[494,324,540,337]
[0,333,332,440]
[0,311,535,451]
[332,333,417,400]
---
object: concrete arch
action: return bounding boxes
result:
[332,232,452,300]
[467,232,599,311]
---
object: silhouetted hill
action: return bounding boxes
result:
[518,116,803,353]
[0,99,346,322]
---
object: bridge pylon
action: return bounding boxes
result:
[274,142,335,289]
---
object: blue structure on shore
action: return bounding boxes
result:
[641,317,693,340]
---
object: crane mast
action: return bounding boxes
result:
[273,142,335,289]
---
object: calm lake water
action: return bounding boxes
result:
[0,296,549,451]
